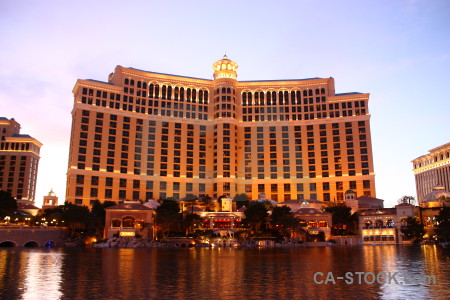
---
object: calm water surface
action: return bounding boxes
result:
[0,245,449,299]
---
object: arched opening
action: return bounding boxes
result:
[45,241,56,248]
[122,216,135,228]
[24,241,39,247]
[111,219,121,228]
[180,87,184,101]
[161,85,167,99]
[0,241,16,247]
[167,86,172,99]
[154,84,160,99]
[374,220,383,228]
[386,220,394,228]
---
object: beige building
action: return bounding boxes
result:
[42,189,59,210]
[66,56,376,206]
[412,142,450,204]
[359,203,416,244]
[0,117,42,204]
[104,200,155,239]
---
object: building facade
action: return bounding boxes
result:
[359,203,416,244]
[66,56,375,206]
[0,117,42,204]
[412,142,450,204]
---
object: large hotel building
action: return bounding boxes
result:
[0,117,42,204]
[66,56,375,206]
[412,142,450,204]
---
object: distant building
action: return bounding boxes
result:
[344,189,383,214]
[0,117,42,204]
[42,189,59,210]
[359,203,416,244]
[412,142,450,204]
[104,200,155,239]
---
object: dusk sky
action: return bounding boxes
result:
[1,0,449,208]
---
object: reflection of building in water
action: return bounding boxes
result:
[359,203,415,244]
[104,200,155,238]
[23,252,63,299]
[412,143,450,204]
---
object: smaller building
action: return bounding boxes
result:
[197,211,245,230]
[418,185,450,240]
[292,202,332,241]
[359,203,415,244]
[420,185,450,208]
[345,190,384,214]
[17,202,40,217]
[42,189,59,210]
[104,201,155,239]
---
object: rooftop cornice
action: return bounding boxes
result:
[118,66,213,85]
[73,79,122,94]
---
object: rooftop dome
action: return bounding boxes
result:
[423,185,450,203]
[48,189,56,196]
[345,189,356,194]
[212,55,238,80]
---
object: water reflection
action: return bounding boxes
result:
[22,250,64,300]
[0,249,64,300]
[0,246,448,299]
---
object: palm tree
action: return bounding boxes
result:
[398,195,415,205]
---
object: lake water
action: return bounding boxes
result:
[0,245,449,299]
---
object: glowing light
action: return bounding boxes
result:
[119,231,135,237]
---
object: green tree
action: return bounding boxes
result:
[435,207,450,242]
[183,213,202,235]
[401,216,425,243]
[199,194,215,211]
[398,195,415,205]
[244,201,269,234]
[438,195,450,208]
[325,205,358,235]
[89,200,117,237]
[233,193,249,210]
[270,205,299,237]
[43,202,91,237]
[155,200,182,241]
[0,190,17,219]
[183,194,198,214]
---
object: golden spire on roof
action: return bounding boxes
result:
[212,55,238,80]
